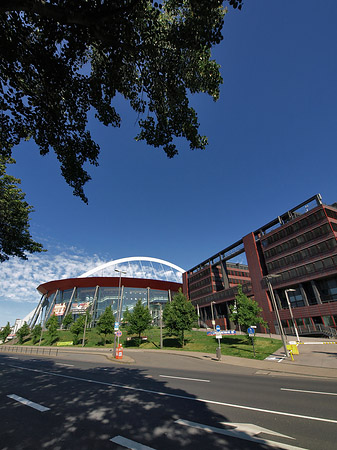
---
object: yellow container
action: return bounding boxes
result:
[286,344,299,355]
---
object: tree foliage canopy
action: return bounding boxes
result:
[163,289,197,346]
[126,299,152,339]
[97,305,115,343]
[0,322,11,342]
[17,321,30,344]
[0,157,44,262]
[46,314,59,343]
[1,0,241,203]
[31,323,42,344]
[229,285,267,332]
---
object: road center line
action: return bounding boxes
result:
[9,364,337,424]
[281,388,337,396]
[159,375,210,383]
[7,394,50,412]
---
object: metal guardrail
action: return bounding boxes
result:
[0,345,59,356]
[284,324,337,338]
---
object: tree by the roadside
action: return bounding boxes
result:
[126,300,152,345]
[16,322,30,344]
[62,313,73,330]
[163,289,198,347]
[70,315,86,345]
[122,307,131,329]
[97,306,115,345]
[0,322,11,343]
[1,1,242,204]
[46,314,59,344]
[0,157,44,262]
[31,324,42,345]
[229,285,267,332]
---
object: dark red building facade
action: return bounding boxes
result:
[183,195,337,334]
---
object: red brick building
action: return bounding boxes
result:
[183,195,337,335]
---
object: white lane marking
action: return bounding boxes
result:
[219,422,294,439]
[176,419,308,450]
[56,363,74,367]
[281,388,337,396]
[7,394,50,412]
[110,435,156,449]
[9,364,337,424]
[159,375,210,383]
[7,357,19,359]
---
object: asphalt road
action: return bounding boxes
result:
[1,352,336,450]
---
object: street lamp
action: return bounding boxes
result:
[265,275,289,358]
[113,269,127,357]
[211,301,216,330]
[285,289,300,342]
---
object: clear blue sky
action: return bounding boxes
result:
[1,0,337,327]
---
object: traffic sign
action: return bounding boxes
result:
[216,333,222,339]
[114,322,120,331]
[207,330,236,336]
[216,325,221,332]
[247,327,255,335]
[115,330,122,337]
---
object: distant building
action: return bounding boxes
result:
[183,194,337,335]
[30,257,183,328]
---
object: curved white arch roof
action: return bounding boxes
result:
[79,256,185,283]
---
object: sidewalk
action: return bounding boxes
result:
[2,337,337,379]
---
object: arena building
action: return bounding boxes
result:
[29,257,184,328]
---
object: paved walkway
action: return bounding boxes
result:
[2,335,337,379]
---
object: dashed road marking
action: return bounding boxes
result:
[159,375,210,382]
[7,394,50,412]
[110,435,156,449]
[281,388,337,396]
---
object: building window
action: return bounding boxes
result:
[316,277,337,303]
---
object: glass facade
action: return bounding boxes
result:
[43,284,176,326]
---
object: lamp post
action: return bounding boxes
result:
[285,289,300,342]
[265,275,289,358]
[159,302,163,349]
[113,269,127,357]
[211,301,216,330]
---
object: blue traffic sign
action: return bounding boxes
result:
[247,327,255,335]
[207,330,236,336]
[216,325,221,332]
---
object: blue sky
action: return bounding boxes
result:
[1,0,337,327]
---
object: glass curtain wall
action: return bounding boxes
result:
[42,286,178,326]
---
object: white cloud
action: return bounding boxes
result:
[0,247,108,305]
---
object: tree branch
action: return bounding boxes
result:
[1,0,142,28]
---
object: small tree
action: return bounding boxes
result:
[62,313,73,330]
[0,322,11,343]
[229,285,267,333]
[97,306,115,345]
[17,322,30,345]
[126,300,152,345]
[46,315,59,344]
[122,307,131,328]
[70,315,86,345]
[163,289,198,347]
[31,324,42,345]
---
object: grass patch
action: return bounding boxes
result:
[13,328,282,360]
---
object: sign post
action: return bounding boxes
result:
[215,325,221,360]
[247,326,256,358]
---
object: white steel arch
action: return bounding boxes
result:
[79,256,185,278]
